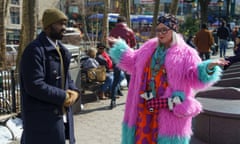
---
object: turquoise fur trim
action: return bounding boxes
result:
[109,39,128,64]
[157,135,190,144]
[197,60,222,83]
[122,122,136,144]
[172,91,185,101]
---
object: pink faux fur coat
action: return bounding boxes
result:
[109,34,222,143]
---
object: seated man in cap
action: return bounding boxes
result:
[224,34,240,70]
[20,8,79,144]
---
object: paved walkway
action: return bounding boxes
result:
[74,90,127,144]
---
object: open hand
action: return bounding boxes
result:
[107,36,121,47]
[208,59,230,70]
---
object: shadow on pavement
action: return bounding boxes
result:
[75,102,126,115]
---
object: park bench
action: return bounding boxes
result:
[80,69,104,102]
[78,56,106,103]
[68,55,105,113]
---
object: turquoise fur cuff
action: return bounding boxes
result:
[197,60,222,83]
[109,39,128,64]
[157,135,190,144]
[172,91,185,101]
[122,122,136,144]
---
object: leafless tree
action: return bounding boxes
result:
[150,0,160,38]
[170,0,179,15]
[101,0,110,45]
[199,0,210,24]
[0,0,8,69]
[120,0,131,27]
[16,0,37,70]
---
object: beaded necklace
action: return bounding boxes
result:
[150,45,167,98]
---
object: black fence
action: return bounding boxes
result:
[0,69,20,115]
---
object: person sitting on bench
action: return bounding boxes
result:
[82,48,113,100]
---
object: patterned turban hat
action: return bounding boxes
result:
[157,14,178,31]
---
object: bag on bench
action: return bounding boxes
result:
[87,66,106,82]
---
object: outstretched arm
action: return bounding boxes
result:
[107,37,136,74]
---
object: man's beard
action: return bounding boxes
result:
[49,26,64,40]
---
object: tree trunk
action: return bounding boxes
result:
[199,0,211,24]
[226,0,230,22]
[0,0,8,69]
[125,0,131,28]
[79,0,91,44]
[150,0,160,38]
[16,0,37,71]
[170,0,179,15]
[120,0,131,27]
[101,0,109,45]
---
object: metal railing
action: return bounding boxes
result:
[0,69,20,115]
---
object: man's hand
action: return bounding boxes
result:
[63,90,79,107]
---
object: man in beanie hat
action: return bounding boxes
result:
[20,8,79,144]
[107,14,229,144]
[42,8,68,30]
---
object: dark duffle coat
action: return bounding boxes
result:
[20,32,79,144]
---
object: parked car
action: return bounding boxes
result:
[62,27,83,46]
[6,45,18,65]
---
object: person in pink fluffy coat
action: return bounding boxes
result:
[107,14,229,144]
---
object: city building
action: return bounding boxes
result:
[5,0,62,44]
[4,0,240,44]
[6,0,22,44]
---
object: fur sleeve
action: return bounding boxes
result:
[109,39,135,74]
[197,59,222,83]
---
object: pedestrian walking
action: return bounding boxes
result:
[108,14,229,144]
[194,23,215,60]
[20,8,79,144]
[109,16,137,109]
[217,20,231,58]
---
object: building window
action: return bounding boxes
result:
[10,7,20,24]
[69,5,79,14]
[11,0,20,5]
[7,30,20,44]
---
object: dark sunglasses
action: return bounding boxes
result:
[156,28,170,35]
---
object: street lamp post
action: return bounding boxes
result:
[217,0,224,27]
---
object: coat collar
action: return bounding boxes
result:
[37,32,71,58]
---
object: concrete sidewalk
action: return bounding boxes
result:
[74,90,127,144]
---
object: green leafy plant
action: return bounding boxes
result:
[179,15,200,38]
